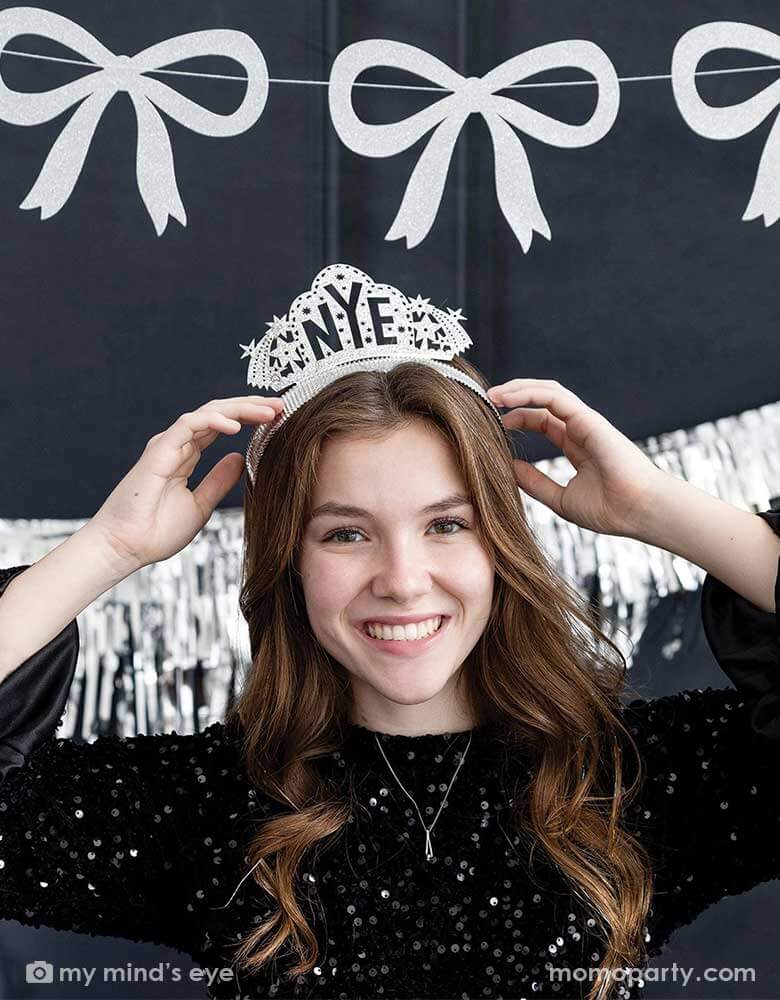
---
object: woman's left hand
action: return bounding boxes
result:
[486,379,665,538]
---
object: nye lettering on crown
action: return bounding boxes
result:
[240,264,472,391]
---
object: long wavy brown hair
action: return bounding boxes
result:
[224,356,654,1000]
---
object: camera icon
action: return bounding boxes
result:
[26,961,54,984]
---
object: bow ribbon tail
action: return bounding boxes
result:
[742,113,780,227]
[483,112,551,253]
[385,112,466,249]
[132,96,186,236]
[19,90,112,219]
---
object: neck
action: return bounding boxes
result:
[348,712,477,737]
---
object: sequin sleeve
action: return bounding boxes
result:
[0,565,80,782]
[0,724,229,959]
[620,509,780,958]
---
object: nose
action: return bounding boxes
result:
[369,539,434,605]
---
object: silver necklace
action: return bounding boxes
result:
[374,731,473,861]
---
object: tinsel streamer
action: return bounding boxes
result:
[0,400,777,739]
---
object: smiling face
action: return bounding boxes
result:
[297,420,495,734]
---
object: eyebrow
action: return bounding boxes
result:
[308,491,474,522]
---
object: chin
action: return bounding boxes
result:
[368,674,453,705]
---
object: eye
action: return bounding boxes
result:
[322,516,469,545]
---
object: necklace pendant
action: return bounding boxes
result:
[373,730,472,867]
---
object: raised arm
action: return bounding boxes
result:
[0,396,284,963]
[0,525,136,684]
[0,395,283,685]
[485,378,779,613]
[628,476,779,614]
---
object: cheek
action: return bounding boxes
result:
[454,546,495,601]
[300,551,358,618]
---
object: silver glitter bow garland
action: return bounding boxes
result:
[1,399,777,741]
[328,39,621,251]
[4,11,780,243]
[0,6,269,234]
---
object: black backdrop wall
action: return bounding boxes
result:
[0,0,777,518]
[0,1,778,997]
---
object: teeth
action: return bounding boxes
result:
[364,616,442,641]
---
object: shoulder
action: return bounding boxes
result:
[18,719,238,767]
[619,686,766,770]
[3,720,251,810]
[620,684,772,741]
[617,685,780,835]
[621,684,744,724]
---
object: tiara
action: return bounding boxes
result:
[239,263,503,484]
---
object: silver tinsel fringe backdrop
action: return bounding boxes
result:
[1,399,778,742]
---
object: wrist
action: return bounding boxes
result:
[79,519,144,583]
[622,467,729,553]
[621,467,685,545]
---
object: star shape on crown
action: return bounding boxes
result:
[265,314,288,338]
[446,307,467,322]
[409,294,432,310]
[239,338,258,359]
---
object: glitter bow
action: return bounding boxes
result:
[0,6,269,234]
[673,21,780,229]
[328,38,620,251]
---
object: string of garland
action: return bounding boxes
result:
[2,11,780,242]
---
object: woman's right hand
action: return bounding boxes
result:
[89,396,284,571]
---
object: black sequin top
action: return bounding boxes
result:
[1,511,779,1000]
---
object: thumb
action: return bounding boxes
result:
[192,452,246,519]
[512,458,564,514]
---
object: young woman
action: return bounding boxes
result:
[0,358,777,1000]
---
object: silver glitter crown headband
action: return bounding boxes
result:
[239,263,503,484]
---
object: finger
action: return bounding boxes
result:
[169,439,201,479]
[202,395,285,411]
[195,399,283,440]
[489,382,582,420]
[489,377,563,396]
[501,407,567,450]
[190,427,230,451]
[143,416,234,457]
[195,400,283,442]
[166,411,242,451]
[511,458,565,514]
[190,398,286,455]
[488,385,600,451]
[167,406,276,450]
[192,452,246,522]
[199,399,283,420]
